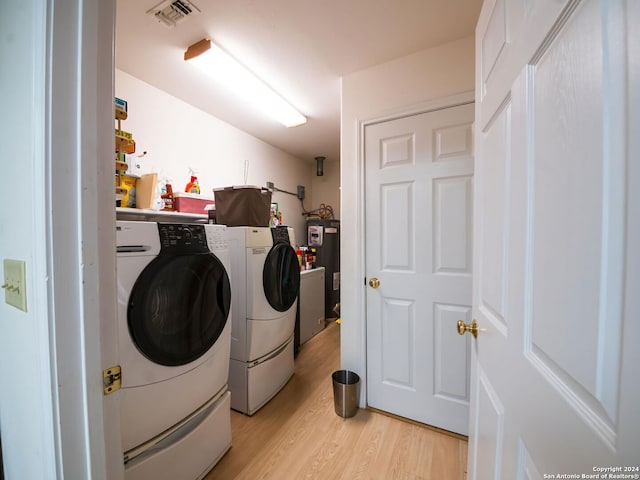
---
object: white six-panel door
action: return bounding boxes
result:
[365,103,474,435]
[468,0,639,477]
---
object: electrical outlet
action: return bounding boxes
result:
[266,181,274,190]
[3,259,27,312]
[297,185,305,200]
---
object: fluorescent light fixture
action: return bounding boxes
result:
[184,39,307,128]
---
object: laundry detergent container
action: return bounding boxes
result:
[213,186,271,227]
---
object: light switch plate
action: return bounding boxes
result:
[3,259,27,312]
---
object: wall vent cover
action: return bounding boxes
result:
[146,0,201,28]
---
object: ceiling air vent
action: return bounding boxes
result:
[146,0,201,28]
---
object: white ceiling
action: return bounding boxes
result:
[115,0,482,166]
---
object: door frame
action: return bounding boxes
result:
[44,0,119,478]
[353,91,475,407]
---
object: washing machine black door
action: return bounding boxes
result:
[128,252,231,366]
[263,243,300,312]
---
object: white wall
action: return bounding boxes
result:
[340,35,475,404]
[0,3,58,477]
[309,158,341,229]
[115,69,313,241]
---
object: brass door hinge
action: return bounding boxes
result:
[103,365,121,395]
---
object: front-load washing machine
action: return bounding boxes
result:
[226,226,301,414]
[116,221,232,480]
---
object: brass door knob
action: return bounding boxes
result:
[457,320,478,338]
[369,277,380,289]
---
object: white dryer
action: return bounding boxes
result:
[116,221,232,480]
[226,226,300,414]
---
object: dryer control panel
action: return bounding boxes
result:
[158,223,208,254]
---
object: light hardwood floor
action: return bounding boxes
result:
[205,322,467,480]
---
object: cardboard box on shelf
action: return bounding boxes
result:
[135,173,158,210]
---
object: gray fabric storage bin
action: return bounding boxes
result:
[213,186,272,227]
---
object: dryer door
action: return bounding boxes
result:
[263,243,300,312]
[128,252,231,366]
